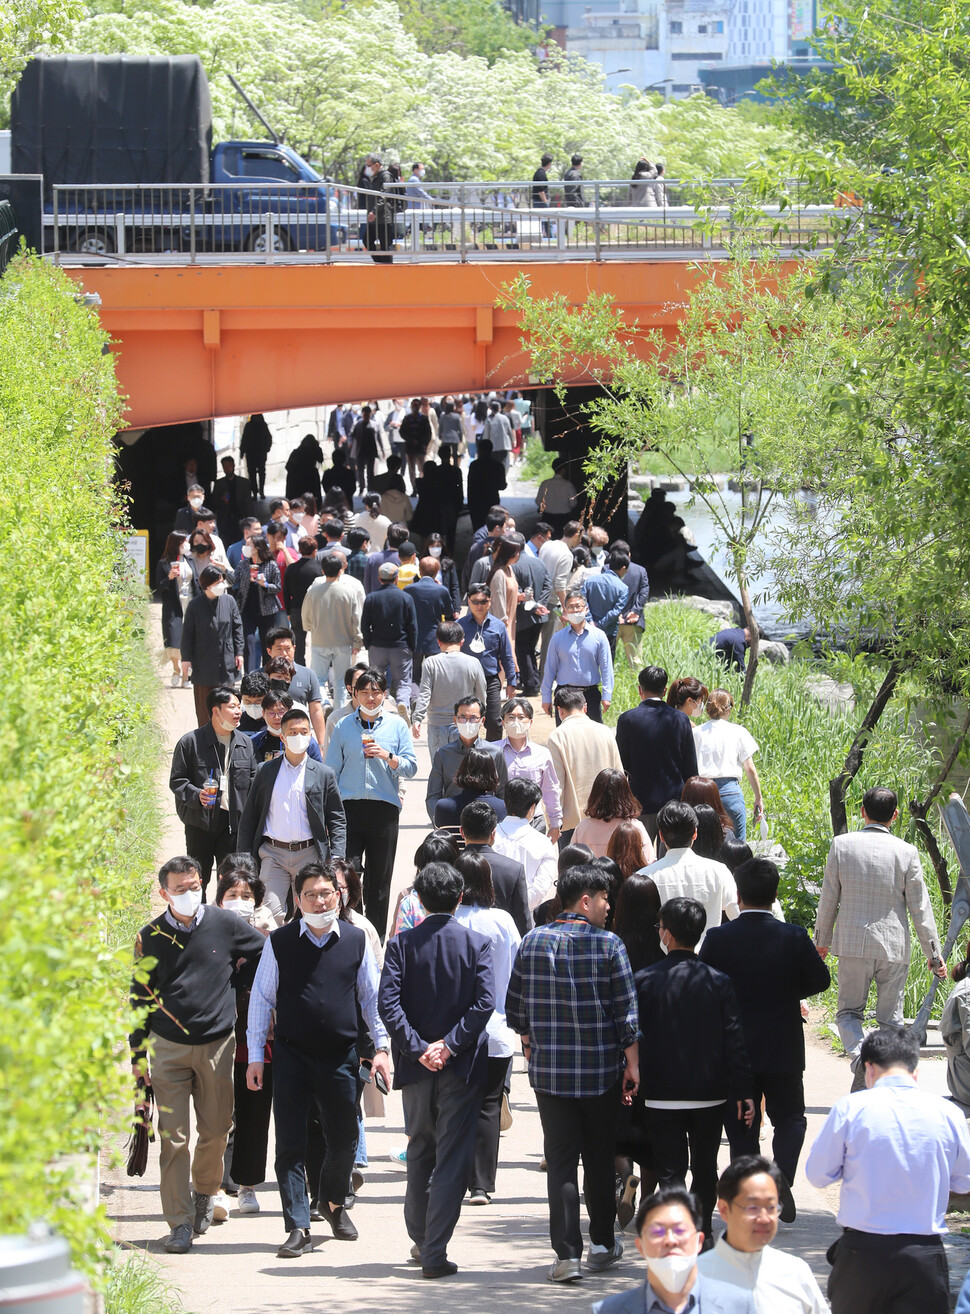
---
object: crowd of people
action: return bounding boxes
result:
[136,431,970,1312]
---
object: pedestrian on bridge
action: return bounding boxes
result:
[240,413,272,500]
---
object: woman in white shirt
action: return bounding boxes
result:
[693,688,763,842]
[454,849,522,1205]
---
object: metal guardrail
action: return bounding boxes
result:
[0,200,19,275]
[48,179,846,265]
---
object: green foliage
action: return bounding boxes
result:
[0,0,81,77]
[520,435,555,484]
[0,253,160,1270]
[103,1249,189,1314]
[391,0,541,61]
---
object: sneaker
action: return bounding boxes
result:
[468,1189,490,1205]
[163,1223,193,1254]
[586,1240,623,1272]
[211,1190,230,1222]
[237,1187,260,1215]
[192,1192,214,1235]
[396,700,411,726]
[389,1147,408,1165]
[170,672,181,687]
[499,1094,513,1132]
[548,1257,582,1282]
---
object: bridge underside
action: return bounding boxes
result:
[65,259,738,428]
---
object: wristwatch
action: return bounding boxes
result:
[374,1045,390,1054]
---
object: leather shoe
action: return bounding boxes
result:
[423,1260,458,1278]
[192,1192,214,1235]
[163,1223,193,1254]
[308,1199,323,1221]
[277,1229,313,1258]
[320,1201,358,1240]
[778,1173,797,1224]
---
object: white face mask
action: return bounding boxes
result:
[648,1246,699,1293]
[456,721,480,741]
[659,930,669,956]
[364,165,376,177]
[169,888,202,918]
[207,581,227,598]
[189,496,204,509]
[429,545,442,557]
[242,544,253,559]
[339,887,350,907]
[223,898,255,919]
[242,703,264,720]
[302,906,338,930]
[285,733,311,755]
[565,610,586,628]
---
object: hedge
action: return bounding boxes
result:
[0,253,160,1269]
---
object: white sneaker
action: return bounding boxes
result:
[389,1147,408,1166]
[237,1187,260,1214]
[170,672,181,687]
[211,1190,231,1222]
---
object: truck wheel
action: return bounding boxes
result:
[246,227,291,253]
[70,229,115,256]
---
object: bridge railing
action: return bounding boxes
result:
[48,179,848,264]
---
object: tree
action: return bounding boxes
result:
[1,0,81,78]
[499,244,889,705]
[392,0,542,61]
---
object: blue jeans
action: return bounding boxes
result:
[714,776,746,841]
[368,645,413,707]
[426,723,457,759]
[310,644,352,707]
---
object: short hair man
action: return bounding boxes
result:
[506,863,639,1281]
[459,799,531,937]
[456,586,518,740]
[426,694,509,818]
[700,858,831,1218]
[546,686,623,843]
[323,661,371,752]
[698,1156,828,1311]
[493,776,558,911]
[635,898,754,1243]
[238,669,271,734]
[592,1186,746,1314]
[541,590,614,723]
[642,801,739,949]
[169,687,257,894]
[615,665,698,839]
[300,553,364,712]
[361,561,418,721]
[412,622,488,758]
[806,1029,970,1314]
[405,557,453,678]
[378,862,496,1277]
[130,856,267,1253]
[227,515,262,571]
[814,785,945,1089]
[263,626,328,745]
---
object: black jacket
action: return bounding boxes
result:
[238,755,347,863]
[635,951,753,1102]
[467,456,507,531]
[232,558,283,618]
[283,556,323,616]
[699,912,831,1073]
[615,698,698,815]
[170,723,256,832]
[467,843,532,937]
[513,553,552,633]
[180,592,244,686]
[361,583,417,650]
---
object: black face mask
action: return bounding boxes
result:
[191,544,208,555]
[269,680,289,692]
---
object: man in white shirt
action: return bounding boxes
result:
[806,1027,970,1314]
[535,459,579,537]
[698,1156,829,1313]
[494,779,557,910]
[641,800,739,947]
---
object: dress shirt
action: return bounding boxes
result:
[457,613,517,685]
[583,570,628,635]
[324,709,418,809]
[263,754,313,841]
[642,847,738,948]
[697,1238,828,1314]
[648,1289,697,1314]
[501,739,562,828]
[494,816,558,908]
[505,911,638,1099]
[454,904,521,1057]
[541,621,614,703]
[163,904,205,932]
[246,918,388,1061]
[805,1072,970,1234]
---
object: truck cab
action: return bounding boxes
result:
[210,140,344,252]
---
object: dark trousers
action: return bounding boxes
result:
[365,217,393,263]
[828,1229,948,1314]
[228,1060,273,1187]
[553,684,602,725]
[288,612,308,666]
[535,1084,619,1259]
[343,799,400,941]
[515,627,541,694]
[247,458,266,499]
[644,1103,724,1236]
[355,455,376,494]
[723,1070,806,1187]
[403,1069,485,1268]
[272,1039,359,1232]
[184,821,233,897]
[484,672,504,741]
[470,1056,511,1195]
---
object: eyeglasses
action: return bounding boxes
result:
[302,889,338,905]
[456,716,481,726]
[732,1202,781,1219]
[646,1224,695,1241]
[504,716,529,726]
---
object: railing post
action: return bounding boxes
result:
[460,185,467,263]
[265,210,275,264]
[594,182,602,261]
[53,188,60,264]
[325,189,332,264]
[189,187,196,264]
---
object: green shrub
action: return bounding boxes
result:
[0,254,160,1271]
[103,1249,190,1314]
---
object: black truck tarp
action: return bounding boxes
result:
[11,55,213,196]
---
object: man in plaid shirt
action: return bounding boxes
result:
[506,863,639,1284]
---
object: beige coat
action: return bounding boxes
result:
[547,713,623,831]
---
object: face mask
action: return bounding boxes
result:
[364,165,376,178]
[169,888,202,918]
[659,931,669,956]
[340,888,349,907]
[565,611,586,628]
[302,906,338,931]
[189,496,203,509]
[180,540,191,556]
[456,721,480,740]
[469,634,486,654]
[242,544,253,559]
[270,680,288,692]
[429,545,442,558]
[417,168,425,178]
[504,718,529,737]
[649,1247,698,1293]
[223,898,255,919]
[285,733,311,754]
[242,703,264,720]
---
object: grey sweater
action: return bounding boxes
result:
[301,575,364,649]
[413,650,488,727]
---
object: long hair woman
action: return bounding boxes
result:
[574,768,655,862]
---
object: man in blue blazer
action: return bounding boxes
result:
[615,665,698,840]
[699,858,831,1219]
[593,1185,747,1314]
[379,862,495,1279]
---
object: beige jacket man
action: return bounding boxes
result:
[547,706,622,834]
[815,794,944,1082]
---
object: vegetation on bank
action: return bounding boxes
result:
[0,252,160,1269]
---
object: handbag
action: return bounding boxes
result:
[126,1082,155,1177]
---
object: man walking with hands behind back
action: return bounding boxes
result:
[814,785,945,1089]
[379,862,495,1278]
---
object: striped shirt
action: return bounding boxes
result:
[506,911,638,1098]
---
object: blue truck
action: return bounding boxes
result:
[9,55,343,256]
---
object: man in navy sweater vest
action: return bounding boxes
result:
[379,861,495,1278]
[129,855,267,1255]
[246,862,391,1259]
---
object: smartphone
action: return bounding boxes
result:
[373,1069,390,1096]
